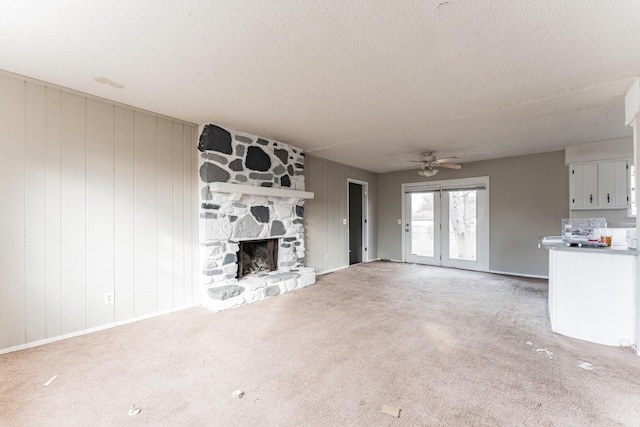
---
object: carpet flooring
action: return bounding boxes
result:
[1,261,640,426]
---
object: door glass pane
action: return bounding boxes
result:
[448,190,477,261]
[410,193,434,257]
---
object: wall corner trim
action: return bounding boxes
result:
[625,77,640,126]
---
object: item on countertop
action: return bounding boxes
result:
[561,218,607,245]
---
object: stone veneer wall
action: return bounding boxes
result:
[198,123,315,312]
[198,123,305,189]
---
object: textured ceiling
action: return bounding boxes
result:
[2,1,640,173]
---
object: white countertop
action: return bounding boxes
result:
[539,236,640,255]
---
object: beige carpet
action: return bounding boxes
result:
[2,261,640,426]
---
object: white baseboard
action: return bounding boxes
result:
[489,270,549,279]
[316,258,392,275]
[317,265,350,275]
[374,261,548,279]
[0,304,201,355]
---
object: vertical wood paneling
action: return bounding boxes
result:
[321,159,326,267]
[184,125,195,304]
[0,70,198,352]
[157,118,174,311]
[329,162,338,268]
[45,88,62,338]
[334,162,341,267]
[311,157,318,270]
[305,157,316,268]
[339,165,347,266]
[86,99,115,328]
[311,157,318,269]
[183,125,191,305]
[60,92,86,334]
[134,112,158,316]
[366,169,376,259]
[0,75,26,348]
[323,160,331,271]
[172,123,185,307]
[25,82,47,342]
[192,125,199,304]
[304,155,377,273]
[114,106,135,322]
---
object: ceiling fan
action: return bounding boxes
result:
[408,152,463,177]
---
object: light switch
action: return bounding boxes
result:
[398,219,401,225]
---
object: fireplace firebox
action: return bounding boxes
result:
[237,239,279,279]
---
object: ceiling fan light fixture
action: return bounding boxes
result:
[410,151,461,177]
[418,168,439,177]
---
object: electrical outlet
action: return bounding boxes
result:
[343,218,347,225]
[104,292,114,305]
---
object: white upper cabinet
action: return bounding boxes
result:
[570,163,598,208]
[570,160,629,210]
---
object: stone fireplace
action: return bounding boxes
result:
[198,123,316,312]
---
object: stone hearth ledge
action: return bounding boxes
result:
[203,268,316,312]
[209,182,314,201]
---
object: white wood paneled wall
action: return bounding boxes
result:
[0,72,198,350]
[304,155,377,273]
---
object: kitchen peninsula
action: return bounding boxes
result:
[540,232,638,347]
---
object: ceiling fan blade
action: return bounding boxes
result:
[406,160,426,163]
[435,157,460,163]
[437,163,463,169]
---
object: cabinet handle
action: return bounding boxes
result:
[590,194,593,203]
[607,193,610,203]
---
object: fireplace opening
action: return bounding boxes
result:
[237,238,279,279]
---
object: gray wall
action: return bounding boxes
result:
[377,151,569,276]
[305,155,377,273]
[0,71,199,352]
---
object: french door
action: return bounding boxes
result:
[403,177,489,271]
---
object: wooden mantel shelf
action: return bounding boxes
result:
[209,182,314,200]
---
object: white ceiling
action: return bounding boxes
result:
[2,1,640,173]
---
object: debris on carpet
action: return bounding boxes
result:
[128,404,141,416]
[578,361,593,371]
[381,404,401,418]
[233,390,245,399]
[534,348,554,358]
[43,375,57,387]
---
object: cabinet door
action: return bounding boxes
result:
[570,165,584,208]
[598,161,615,207]
[614,160,629,207]
[598,160,629,208]
[583,163,598,207]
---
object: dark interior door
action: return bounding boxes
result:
[349,182,363,265]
